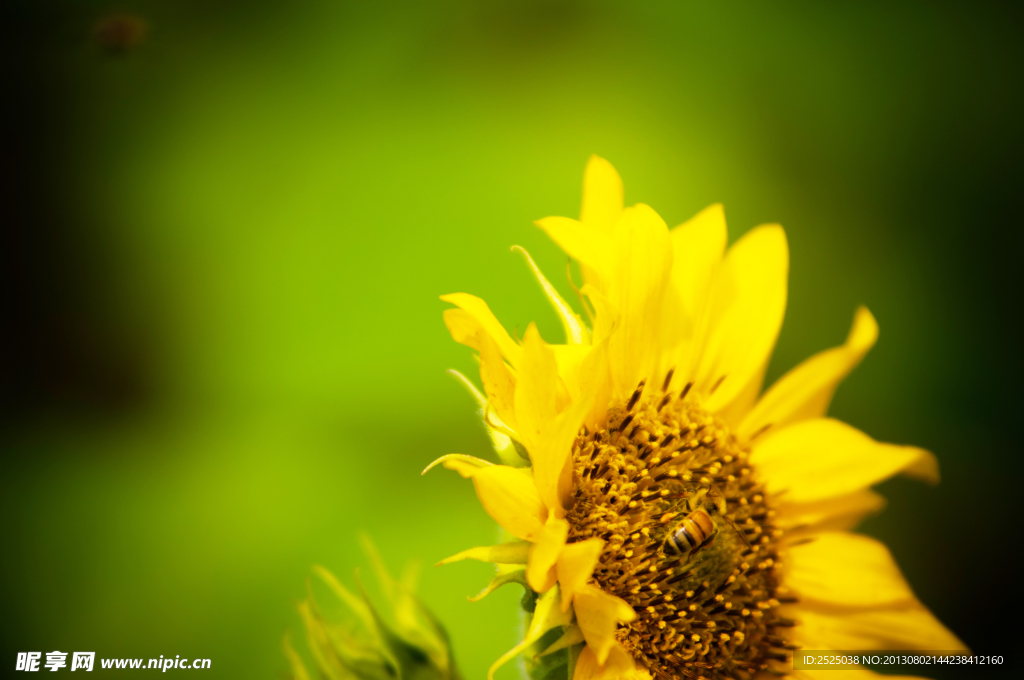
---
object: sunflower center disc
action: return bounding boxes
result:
[567,383,789,680]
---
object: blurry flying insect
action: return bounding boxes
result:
[663,486,750,558]
[94,14,147,54]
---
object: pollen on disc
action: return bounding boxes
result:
[566,382,788,679]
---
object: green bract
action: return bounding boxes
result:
[286,541,459,680]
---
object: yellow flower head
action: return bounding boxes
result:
[427,157,964,680]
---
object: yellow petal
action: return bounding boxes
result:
[514,245,588,345]
[749,418,939,503]
[739,306,878,441]
[550,327,612,430]
[582,283,618,350]
[573,643,649,680]
[605,204,673,396]
[441,293,523,367]
[514,324,561,451]
[447,369,520,464]
[421,453,494,477]
[573,585,637,664]
[536,215,613,286]
[795,603,967,652]
[436,542,530,566]
[901,451,940,484]
[662,204,727,377]
[557,538,604,611]
[527,515,569,592]
[552,344,594,402]
[670,203,727,328]
[785,532,916,607]
[580,155,624,235]
[533,390,594,514]
[578,339,613,431]
[693,225,788,416]
[713,363,768,428]
[776,490,886,532]
[460,464,547,541]
[572,646,602,680]
[478,330,520,433]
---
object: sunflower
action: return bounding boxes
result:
[426,157,964,680]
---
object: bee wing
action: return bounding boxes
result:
[721,515,752,548]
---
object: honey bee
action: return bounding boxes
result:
[664,486,749,557]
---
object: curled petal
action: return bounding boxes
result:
[421,454,493,477]
[750,418,939,503]
[514,245,588,345]
[441,293,523,367]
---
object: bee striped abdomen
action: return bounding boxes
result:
[665,510,716,555]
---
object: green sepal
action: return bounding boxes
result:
[487,587,572,680]
[469,567,528,602]
[520,587,538,613]
[524,629,571,680]
[512,439,532,466]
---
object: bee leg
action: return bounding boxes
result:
[691,532,718,557]
[684,537,715,564]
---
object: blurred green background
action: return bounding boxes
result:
[3,1,1021,678]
